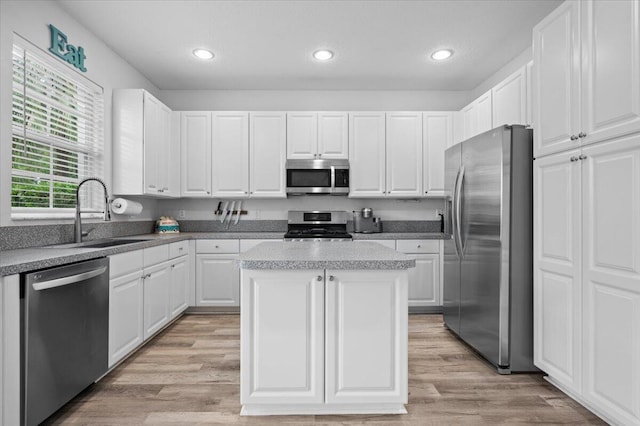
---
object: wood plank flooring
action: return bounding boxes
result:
[46,314,604,425]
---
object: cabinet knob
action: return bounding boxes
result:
[578,132,587,138]
[215,245,219,248]
[318,154,322,158]
[329,275,334,281]
[570,156,579,162]
[207,191,211,195]
[570,135,578,141]
[316,275,323,281]
[417,245,421,248]
[579,154,587,160]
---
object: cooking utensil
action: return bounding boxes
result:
[235,201,242,225]
[220,201,228,223]
[226,201,235,228]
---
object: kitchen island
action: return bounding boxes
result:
[238,241,415,416]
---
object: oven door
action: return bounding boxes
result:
[286,168,332,194]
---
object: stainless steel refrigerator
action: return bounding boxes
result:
[443,125,536,374]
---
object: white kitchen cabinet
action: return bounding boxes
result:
[250,112,287,198]
[166,112,182,197]
[533,0,640,158]
[460,90,493,141]
[534,133,640,425]
[287,112,348,159]
[143,260,172,340]
[181,111,212,197]
[241,269,325,405]
[353,239,396,250]
[109,270,144,367]
[1,275,20,426]
[396,240,441,309]
[526,60,534,127]
[348,112,386,197]
[113,89,177,198]
[423,112,453,196]
[211,112,250,197]
[325,269,408,404]
[386,112,423,197]
[318,112,349,159]
[492,66,527,127]
[240,268,408,413]
[195,239,240,308]
[169,255,189,319]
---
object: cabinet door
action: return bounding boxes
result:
[181,112,212,197]
[240,269,324,404]
[164,111,181,197]
[461,103,476,140]
[250,112,286,198]
[492,66,526,127]
[407,254,440,307]
[169,256,189,319]
[318,112,348,159]
[287,112,318,159]
[143,261,171,340]
[533,150,582,392]
[348,112,386,197]
[474,90,493,134]
[109,270,143,367]
[423,112,453,196]
[143,92,163,195]
[212,112,249,197]
[581,135,640,425]
[195,254,239,306]
[581,0,640,146]
[533,0,581,157]
[325,269,408,404]
[386,112,422,197]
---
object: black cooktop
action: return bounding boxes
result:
[284,227,352,240]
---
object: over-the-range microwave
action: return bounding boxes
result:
[286,159,349,195]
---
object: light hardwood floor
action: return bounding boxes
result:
[46,314,604,425]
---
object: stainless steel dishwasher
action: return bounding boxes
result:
[21,257,109,426]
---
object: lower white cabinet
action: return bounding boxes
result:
[143,260,172,340]
[196,255,240,307]
[240,268,408,414]
[109,270,144,367]
[169,256,189,318]
[395,240,442,310]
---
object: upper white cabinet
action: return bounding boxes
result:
[181,111,212,197]
[250,112,287,198]
[492,66,527,127]
[423,112,453,196]
[349,112,387,197]
[533,0,640,158]
[287,112,348,159]
[211,112,250,197]
[386,112,423,197]
[113,89,177,198]
[460,90,493,141]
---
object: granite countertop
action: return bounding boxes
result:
[238,241,416,270]
[1,232,443,276]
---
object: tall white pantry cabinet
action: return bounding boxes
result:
[532,1,640,425]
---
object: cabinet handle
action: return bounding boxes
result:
[215,245,219,248]
[579,154,587,160]
[578,132,587,138]
[171,264,175,269]
[318,154,322,158]
[207,191,211,195]
[417,245,421,248]
[316,275,323,281]
[570,135,578,141]
[329,275,334,281]
[570,156,579,162]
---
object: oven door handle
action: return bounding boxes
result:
[32,266,108,291]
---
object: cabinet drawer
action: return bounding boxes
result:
[169,240,189,258]
[110,249,143,278]
[396,239,439,253]
[240,239,280,252]
[143,244,170,267]
[196,239,239,254]
[354,239,396,250]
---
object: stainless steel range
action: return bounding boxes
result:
[284,211,352,241]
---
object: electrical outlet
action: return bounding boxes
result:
[178,210,186,219]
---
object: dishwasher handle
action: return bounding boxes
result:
[32,266,108,291]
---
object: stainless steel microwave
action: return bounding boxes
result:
[286,159,349,195]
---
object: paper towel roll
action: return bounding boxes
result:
[111,198,143,215]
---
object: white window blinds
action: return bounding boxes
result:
[11,39,105,218]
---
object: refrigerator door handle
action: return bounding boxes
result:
[454,165,465,257]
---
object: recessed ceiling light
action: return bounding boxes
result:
[193,48,214,60]
[313,49,334,61]
[431,49,453,61]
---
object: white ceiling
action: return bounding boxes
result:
[57,0,562,91]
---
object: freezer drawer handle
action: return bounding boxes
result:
[32,266,108,291]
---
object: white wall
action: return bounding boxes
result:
[158,196,444,222]
[160,90,469,112]
[0,0,160,226]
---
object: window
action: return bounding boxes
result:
[11,37,104,219]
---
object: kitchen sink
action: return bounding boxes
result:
[44,238,151,249]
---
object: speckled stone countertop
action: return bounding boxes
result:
[238,241,416,270]
[1,232,442,276]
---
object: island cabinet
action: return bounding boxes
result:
[240,260,409,415]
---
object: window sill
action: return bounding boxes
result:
[11,212,104,221]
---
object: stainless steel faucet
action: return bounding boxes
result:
[75,177,111,243]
